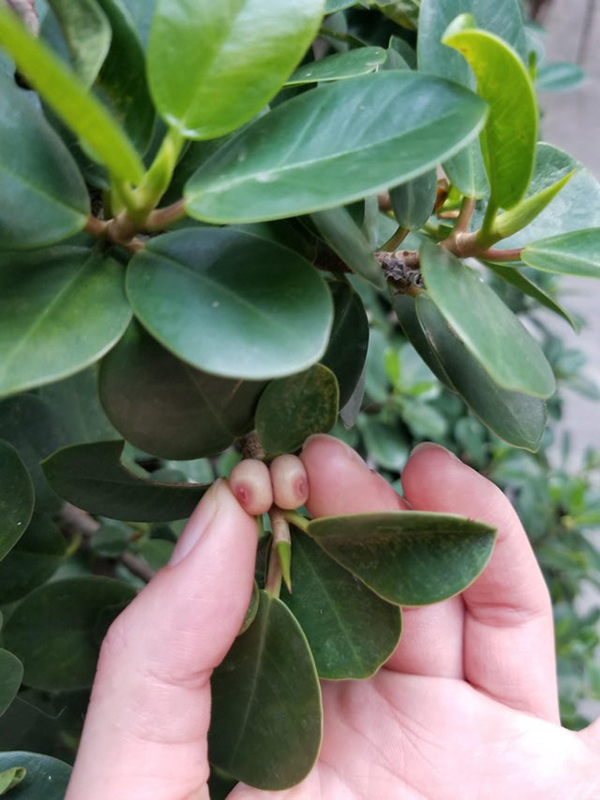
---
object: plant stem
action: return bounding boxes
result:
[145,199,187,232]
[265,506,291,596]
[453,196,476,235]
[240,431,265,460]
[283,509,310,533]
[478,199,500,248]
[477,246,523,262]
[381,225,409,252]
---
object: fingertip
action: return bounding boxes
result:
[270,454,309,509]
[229,459,273,516]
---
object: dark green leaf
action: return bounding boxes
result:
[522,229,600,279]
[419,240,555,397]
[94,0,156,155]
[119,0,156,47]
[281,530,401,679]
[0,753,70,800]
[415,293,547,450]
[185,72,487,223]
[0,395,67,512]
[375,0,420,29]
[0,72,88,249]
[308,511,496,605]
[42,440,208,521]
[321,282,369,408]
[357,416,410,471]
[46,0,111,86]
[209,591,322,790]
[418,0,526,197]
[147,0,324,139]
[0,441,34,562]
[4,577,135,690]
[0,4,145,183]
[390,170,437,230]
[285,46,386,85]
[444,21,537,210]
[256,365,339,455]
[0,247,132,397]
[127,228,333,380]
[99,323,265,459]
[536,61,585,92]
[0,514,65,604]
[0,650,23,717]
[312,206,385,289]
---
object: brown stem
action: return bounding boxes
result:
[144,200,186,232]
[381,226,409,252]
[265,506,291,596]
[453,197,476,236]
[377,192,392,212]
[85,215,107,239]
[376,249,423,295]
[240,432,265,460]
[476,247,524,262]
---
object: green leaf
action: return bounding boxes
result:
[491,170,575,241]
[0,753,70,800]
[0,765,26,793]
[209,591,322,790]
[0,73,89,249]
[522,229,600,279]
[321,282,370,408]
[311,206,385,289]
[0,441,34,562]
[3,577,136,691]
[536,61,585,92]
[46,0,111,86]
[119,0,156,47]
[281,530,401,679]
[483,261,578,330]
[0,395,67,512]
[415,293,547,451]
[42,440,209,521]
[325,0,355,10]
[0,4,145,183]
[185,71,487,223]
[374,0,420,29]
[308,511,496,605]
[418,0,526,197]
[256,365,339,455]
[357,416,410,471]
[99,323,266,460]
[285,46,386,85]
[0,247,132,398]
[0,650,23,718]
[0,514,65,604]
[443,21,537,210]
[419,240,555,397]
[147,0,325,139]
[127,228,333,381]
[390,169,437,230]
[93,0,156,155]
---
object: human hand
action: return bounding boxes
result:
[65,436,600,800]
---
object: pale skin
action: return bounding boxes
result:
[65,436,600,800]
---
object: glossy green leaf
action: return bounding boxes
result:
[0,395,67,512]
[311,206,385,289]
[418,0,526,197]
[357,416,410,471]
[185,71,487,223]
[0,441,34,562]
[127,228,333,380]
[522,229,600,279]
[0,765,25,793]
[492,170,575,241]
[0,514,65,604]
[286,46,386,85]
[99,323,266,459]
[47,0,111,86]
[0,72,89,249]
[308,511,496,605]
[0,650,23,717]
[209,591,322,790]
[94,0,156,155]
[415,293,547,450]
[0,247,132,398]
[0,4,144,182]
[391,294,453,388]
[374,0,420,29]
[147,0,324,139]
[256,365,339,455]
[390,169,437,230]
[443,22,537,210]
[0,753,70,800]
[420,240,555,397]
[281,530,401,679]
[42,440,208,521]
[536,61,584,92]
[321,282,370,408]
[483,261,578,330]
[119,0,156,47]
[3,577,136,691]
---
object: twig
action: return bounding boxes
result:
[240,432,265,460]
[144,200,186,232]
[453,196,476,235]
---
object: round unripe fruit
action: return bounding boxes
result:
[270,454,309,510]
[229,459,273,515]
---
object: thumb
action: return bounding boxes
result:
[580,714,600,753]
[65,479,258,800]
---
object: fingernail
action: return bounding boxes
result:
[410,442,460,461]
[169,479,225,566]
